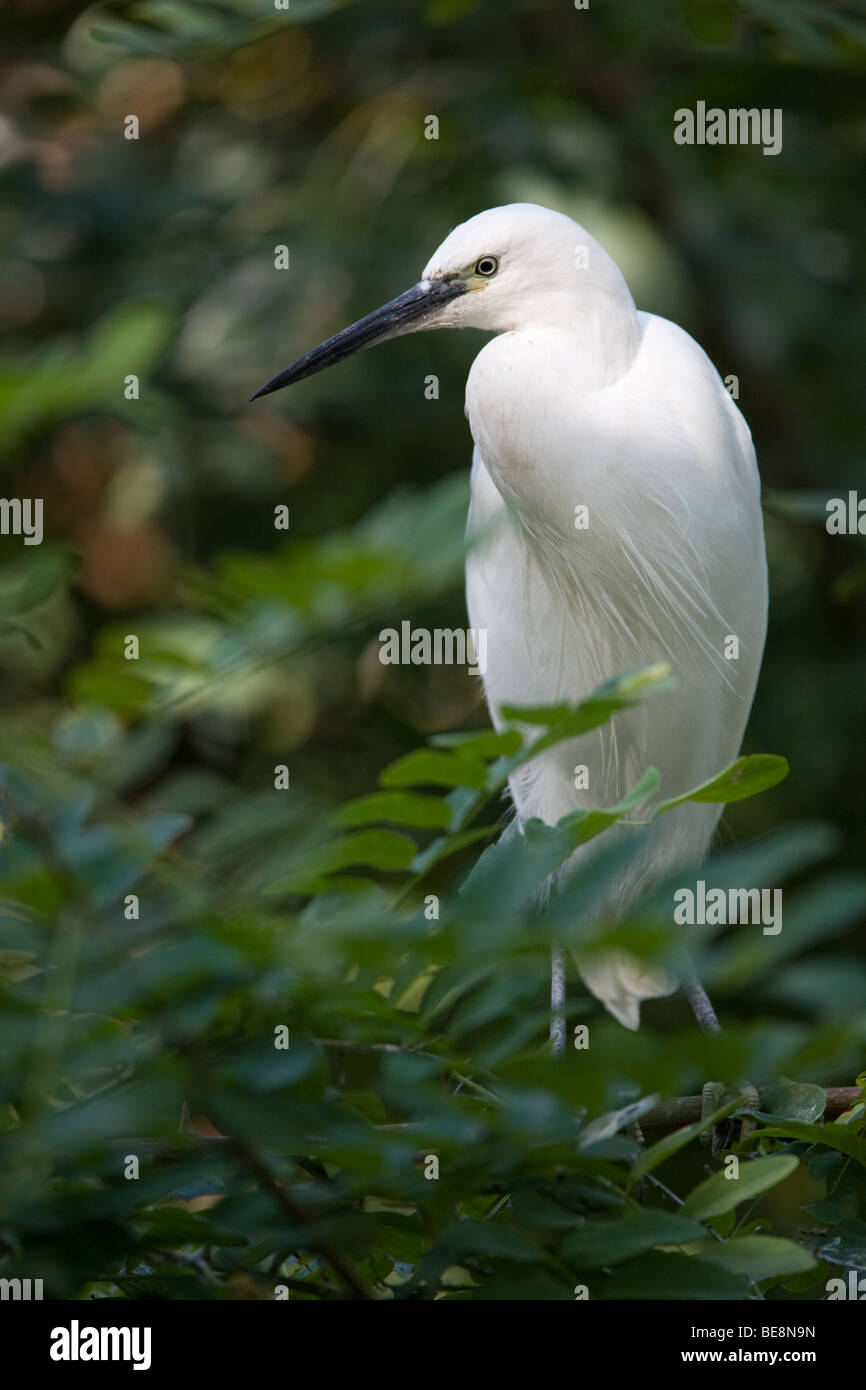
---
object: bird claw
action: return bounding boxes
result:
[700,1081,761,1156]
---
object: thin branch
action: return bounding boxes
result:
[641,1086,860,1128]
[113,1084,861,1159]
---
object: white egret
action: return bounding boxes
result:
[252,203,767,1042]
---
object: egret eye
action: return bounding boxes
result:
[474,256,499,277]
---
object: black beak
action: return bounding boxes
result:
[250,276,467,401]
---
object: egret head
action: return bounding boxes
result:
[251,202,633,400]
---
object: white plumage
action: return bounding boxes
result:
[254,201,768,1029]
[431,205,766,1026]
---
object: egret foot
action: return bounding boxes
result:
[700,1081,761,1156]
[628,1119,647,1200]
[684,972,760,1153]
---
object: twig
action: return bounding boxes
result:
[112,1084,861,1155]
[641,1086,860,1128]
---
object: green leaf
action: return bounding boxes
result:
[0,546,78,618]
[139,1207,248,1249]
[423,1220,540,1268]
[512,1191,592,1228]
[52,709,121,759]
[501,663,673,751]
[561,1210,705,1269]
[695,1235,816,1280]
[759,1079,827,1123]
[752,1120,866,1168]
[265,829,418,892]
[630,1096,744,1184]
[331,790,452,830]
[430,729,522,758]
[459,771,661,910]
[680,1155,800,1221]
[804,1190,859,1226]
[410,826,492,873]
[556,767,661,849]
[379,748,487,790]
[599,1252,747,1300]
[653,755,788,815]
[579,1095,660,1149]
[807,1218,866,1270]
[67,664,155,717]
[277,872,373,896]
[0,303,173,448]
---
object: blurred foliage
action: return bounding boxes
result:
[1,667,865,1299]
[0,0,864,1299]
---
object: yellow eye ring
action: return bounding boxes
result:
[474,256,499,277]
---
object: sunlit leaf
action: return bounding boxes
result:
[680,1156,800,1221]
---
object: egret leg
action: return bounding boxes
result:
[685,973,721,1036]
[550,943,566,1057]
[684,966,759,1153]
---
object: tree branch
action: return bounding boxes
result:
[641,1086,860,1128]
